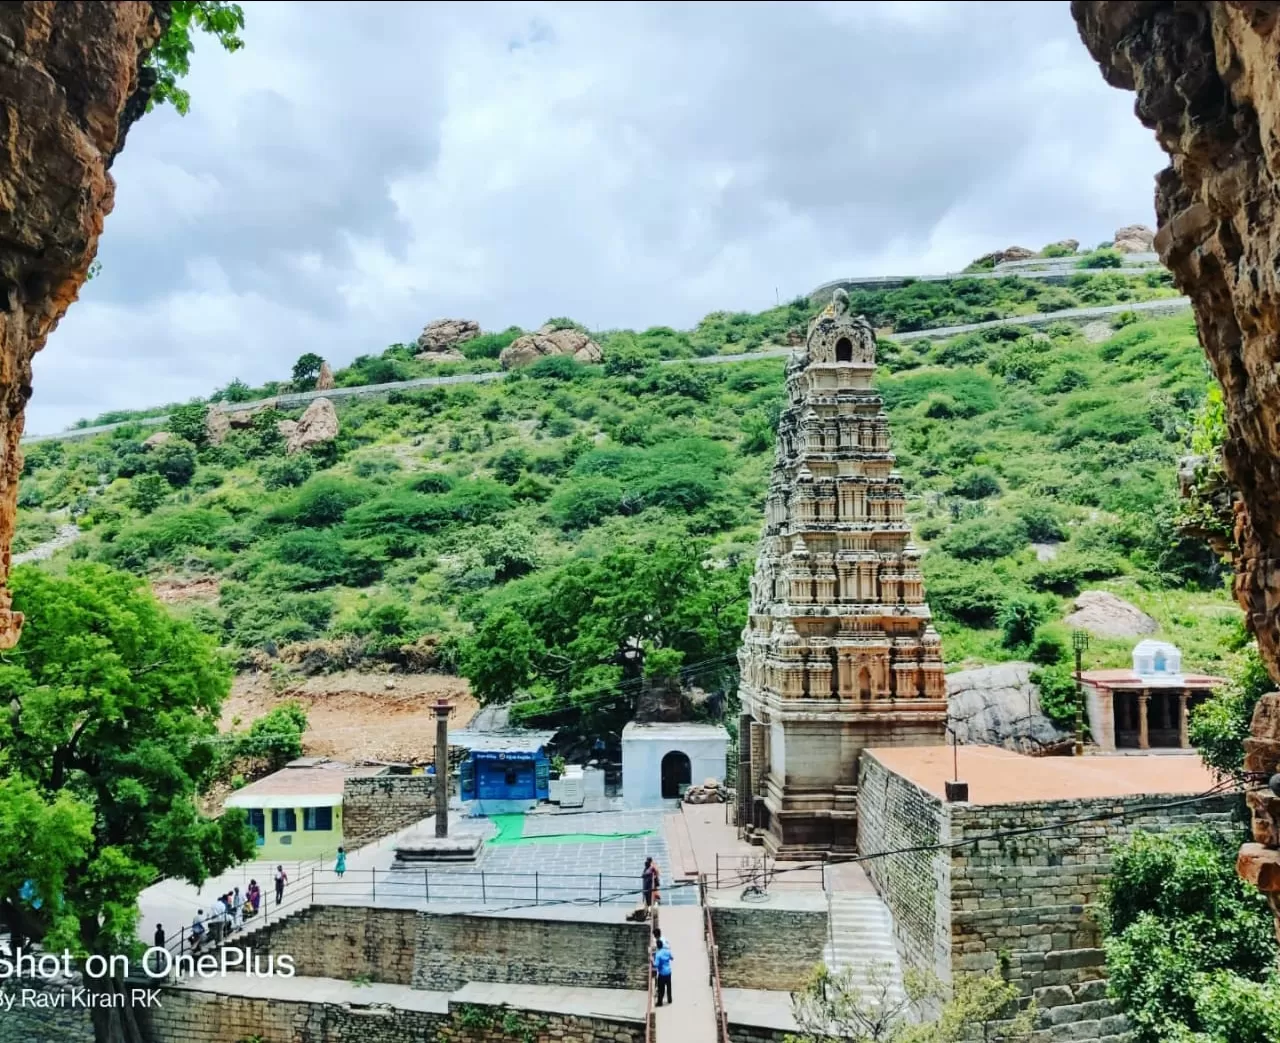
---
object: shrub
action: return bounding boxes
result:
[490,447,530,485]
[939,514,1027,560]
[148,438,198,487]
[549,478,623,529]
[271,476,370,527]
[1077,247,1124,269]
[922,554,1008,627]
[128,473,169,515]
[259,454,316,490]
[461,327,523,360]
[1030,664,1079,728]
[168,403,209,447]
[949,466,1001,500]
[1190,645,1272,778]
[998,595,1044,649]
[527,355,586,381]
[1040,242,1077,258]
[102,507,228,569]
[1028,626,1067,665]
[1018,501,1068,542]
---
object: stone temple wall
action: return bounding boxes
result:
[342,774,436,848]
[856,754,1240,1042]
[708,901,829,990]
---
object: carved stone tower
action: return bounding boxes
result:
[737,290,947,858]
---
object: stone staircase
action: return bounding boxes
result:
[823,891,906,1009]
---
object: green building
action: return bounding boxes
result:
[223,757,382,861]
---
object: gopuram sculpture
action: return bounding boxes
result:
[736,289,947,857]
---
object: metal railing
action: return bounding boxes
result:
[701,877,731,1043]
[711,853,825,894]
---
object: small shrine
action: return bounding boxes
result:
[1081,641,1224,751]
[736,289,948,857]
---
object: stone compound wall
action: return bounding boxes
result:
[342,775,436,848]
[856,752,950,980]
[0,979,92,1043]
[247,905,649,991]
[857,757,1239,1043]
[140,988,643,1043]
[708,902,828,990]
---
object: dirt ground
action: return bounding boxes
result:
[222,670,479,765]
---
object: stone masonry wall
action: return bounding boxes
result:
[246,905,419,984]
[856,751,950,980]
[139,987,644,1043]
[709,904,828,990]
[948,792,1238,1043]
[243,904,649,992]
[0,978,92,1043]
[343,775,436,848]
[413,911,649,991]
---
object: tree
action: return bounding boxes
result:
[0,564,255,1043]
[127,472,169,515]
[786,963,1035,1043]
[167,403,209,448]
[1190,644,1273,780]
[1102,829,1279,1043]
[148,437,198,487]
[291,352,325,387]
[146,2,246,116]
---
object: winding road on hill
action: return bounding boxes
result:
[22,295,1191,446]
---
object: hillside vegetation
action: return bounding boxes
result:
[16,268,1239,733]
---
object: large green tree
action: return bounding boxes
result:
[459,534,749,735]
[0,564,254,1043]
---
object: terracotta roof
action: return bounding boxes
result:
[224,760,384,809]
[864,744,1223,805]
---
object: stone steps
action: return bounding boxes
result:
[823,893,906,1007]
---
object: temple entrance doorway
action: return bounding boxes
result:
[661,750,692,799]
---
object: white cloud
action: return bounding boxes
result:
[26,0,1164,434]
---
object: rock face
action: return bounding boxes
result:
[0,1,164,648]
[417,318,480,352]
[1112,223,1155,253]
[415,348,466,363]
[737,288,947,857]
[205,409,231,446]
[285,397,338,455]
[947,662,1075,755]
[973,246,1036,267]
[499,324,603,370]
[315,361,334,391]
[1242,693,1280,941]
[1072,0,1280,933]
[142,430,172,449]
[1062,590,1158,639]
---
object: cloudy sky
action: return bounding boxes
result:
[28,0,1165,434]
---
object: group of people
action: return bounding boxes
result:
[183,866,292,953]
[641,857,673,1006]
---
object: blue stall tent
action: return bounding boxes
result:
[453,729,557,815]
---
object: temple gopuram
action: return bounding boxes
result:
[737,289,947,857]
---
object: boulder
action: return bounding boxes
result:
[226,398,278,429]
[1063,590,1158,639]
[315,361,334,391]
[142,430,172,449]
[205,410,231,446]
[499,324,603,370]
[971,246,1037,268]
[682,778,732,805]
[947,662,1075,754]
[417,318,481,352]
[277,419,298,441]
[1043,238,1079,254]
[1112,224,1155,253]
[415,348,467,363]
[285,397,339,455]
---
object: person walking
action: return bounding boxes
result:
[190,910,206,952]
[335,846,347,879]
[153,923,165,950]
[274,864,288,906]
[248,879,261,915]
[652,937,673,1007]
[642,857,657,910]
[232,887,242,928]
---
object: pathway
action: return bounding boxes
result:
[654,904,718,1043]
[12,523,80,564]
[22,295,1191,446]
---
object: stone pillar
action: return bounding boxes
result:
[1137,692,1150,750]
[1178,690,1190,749]
[434,700,451,838]
[738,712,754,828]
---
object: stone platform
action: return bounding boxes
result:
[392,831,485,865]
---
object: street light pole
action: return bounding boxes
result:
[1072,630,1089,757]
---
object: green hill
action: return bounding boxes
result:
[16,269,1240,733]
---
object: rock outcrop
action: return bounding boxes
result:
[285,397,338,455]
[499,324,603,370]
[0,1,165,647]
[415,348,466,363]
[1043,238,1080,254]
[1062,590,1158,639]
[972,246,1036,268]
[205,409,231,446]
[1112,223,1155,253]
[315,361,334,391]
[946,662,1075,755]
[1073,0,1280,937]
[417,318,480,352]
[142,430,172,449]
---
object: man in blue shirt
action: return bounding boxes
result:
[652,938,673,1006]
